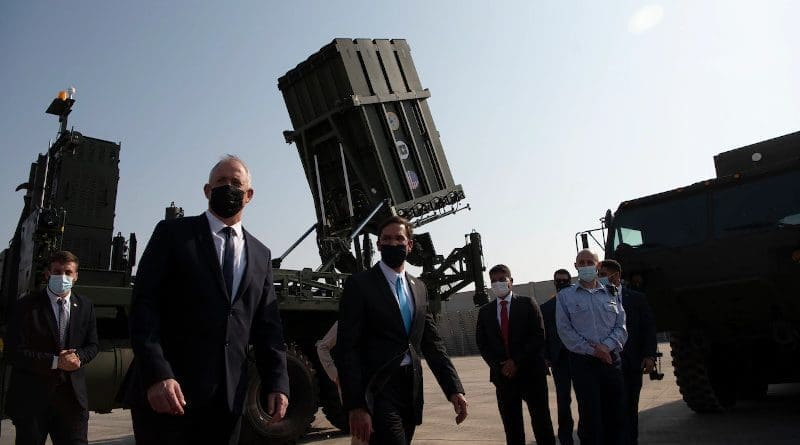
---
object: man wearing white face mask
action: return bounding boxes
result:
[556,250,627,445]
[476,264,555,445]
[6,250,99,445]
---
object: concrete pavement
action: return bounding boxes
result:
[3,344,799,444]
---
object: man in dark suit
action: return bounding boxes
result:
[476,264,555,445]
[124,155,290,445]
[599,260,657,445]
[541,268,575,445]
[336,216,468,445]
[6,250,99,445]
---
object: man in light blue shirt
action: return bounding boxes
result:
[556,249,627,445]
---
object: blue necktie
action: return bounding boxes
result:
[221,227,234,299]
[395,276,413,334]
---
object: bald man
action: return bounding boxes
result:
[124,155,289,445]
[555,250,627,445]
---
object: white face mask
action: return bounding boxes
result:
[491,281,510,299]
[48,274,73,295]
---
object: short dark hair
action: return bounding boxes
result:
[48,251,79,269]
[553,268,571,279]
[489,264,512,280]
[378,215,414,239]
[600,259,621,273]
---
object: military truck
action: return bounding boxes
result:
[0,38,486,444]
[595,132,800,412]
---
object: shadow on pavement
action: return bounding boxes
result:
[637,383,800,444]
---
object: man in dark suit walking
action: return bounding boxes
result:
[541,268,575,445]
[124,155,290,445]
[336,216,468,445]
[599,260,657,445]
[6,250,99,445]
[476,264,555,445]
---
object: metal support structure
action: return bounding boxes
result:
[273,223,318,269]
[316,200,386,273]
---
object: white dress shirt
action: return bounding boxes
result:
[495,291,513,324]
[47,287,72,369]
[378,260,415,366]
[205,210,247,299]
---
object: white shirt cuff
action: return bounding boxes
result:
[52,355,59,370]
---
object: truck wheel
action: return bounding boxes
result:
[240,345,319,445]
[318,374,349,433]
[670,331,735,412]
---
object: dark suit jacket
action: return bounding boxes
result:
[476,294,548,384]
[540,296,568,365]
[619,287,657,371]
[123,214,289,415]
[5,289,99,418]
[335,264,464,425]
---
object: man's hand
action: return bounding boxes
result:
[266,392,289,424]
[146,378,186,415]
[349,408,373,443]
[642,357,656,374]
[57,349,80,371]
[449,393,468,425]
[500,359,518,379]
[592,343,613,365]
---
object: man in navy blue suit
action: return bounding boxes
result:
[124,156,290,445]
[599,260,657,445]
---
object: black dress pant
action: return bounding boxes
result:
[622,361,644,445]
[370,365,416,445]
[130,389,241,445]
[551,353,575,445]
[12,382,88,445]
[495,372,556,445]
[569,352,626,445]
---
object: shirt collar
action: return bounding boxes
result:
[379,260,406,284]
[497,291,513,303]
[205,210,243,238]
[47,287,71,303]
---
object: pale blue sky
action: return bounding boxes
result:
[1,1,798,282]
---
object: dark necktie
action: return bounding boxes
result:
[220,227,234,298]
[57,298,67,349]
[500,299,509,354]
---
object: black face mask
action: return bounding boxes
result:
[555,280,571,291]
[209,184,245,218]
[380,244,408,269]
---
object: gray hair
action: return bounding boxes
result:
[208,154,252,187]
[575,249,599,262]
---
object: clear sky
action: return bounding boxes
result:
[1,1,798,283]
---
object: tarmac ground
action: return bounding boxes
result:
[2,344,799,444]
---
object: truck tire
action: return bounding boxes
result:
[240,345,319,445]
[318,374,349,433]
[670,331,735,413]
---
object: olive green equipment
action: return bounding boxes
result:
[0,38,489,445]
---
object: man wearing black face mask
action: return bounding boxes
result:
[336,216,468,445]
[124,155,289,445]
[540,269,575,445]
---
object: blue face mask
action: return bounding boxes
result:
[48,274,73,295]
[598,276,611,286]
[577,266,597,282]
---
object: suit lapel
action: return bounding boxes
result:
[194,215,229,301]
[508,295,525,346]
[407,273,425,335]
[371,266,406,334]
[233,229,256,303]
[39,290,59,344]
[67,294,82,347]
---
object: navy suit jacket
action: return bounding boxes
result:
[335,264,463,425]
[5,289,99,417]
[123,214,289,415]
[619,287,657,371]
[540,296,568,365]
[476,294,548,384]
